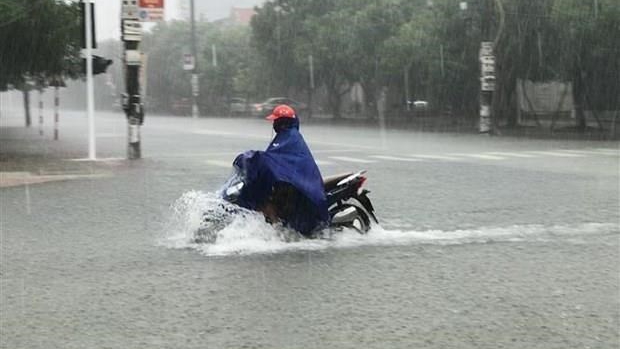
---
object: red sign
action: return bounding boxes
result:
[139,0,163,9]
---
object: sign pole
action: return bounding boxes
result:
[121,0,164,159]
[85,0,96,159]
[479,41,495,133]
[122,0,144,159]
[190,0,199,118]
[38,90,43,136]
[54,86,59,140]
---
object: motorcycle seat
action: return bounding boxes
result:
[323,172,353,192]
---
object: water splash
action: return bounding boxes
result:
[161,191,619,256]
[161,190,303,255]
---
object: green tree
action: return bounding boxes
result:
[200,24,256,114]
[0,0,81,125]
[550,0,620,130]
[143,20,259,115]
[251,0,322,98]
[142,21,193,113]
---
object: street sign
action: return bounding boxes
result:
[481,63,495,73]
[479,42,495,92]
[122,20,142,41]
[138,8,164,22]
[183,54,194,71]
[480,41,493,54]
[139,0,163,7]
[125,50,141,66]
[480,56,495,65]
[138,0,164,22]
[481,77,496,91]
[122,0,139,19]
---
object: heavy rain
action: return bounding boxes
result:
[1,0,619,348]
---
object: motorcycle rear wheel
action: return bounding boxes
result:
[330,202,372,234]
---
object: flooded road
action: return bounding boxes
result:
[1,111,619,348]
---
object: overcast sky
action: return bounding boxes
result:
[95,0,265,40]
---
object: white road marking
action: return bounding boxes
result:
[591,148,619,155]
[311,140,380,150]
[329,156,376,164]
[448,153,506,160]
[156,152,239,158]
[315,160,335,166]
[1,172,111,188]
[193,129,259,138]
[96,133,124,138]
[485,151,538,158]
[560,149,618,156]
[65,157,126,162]
[409,154,460,161]
[369,155,424,162]
[312,149,361,154]
[525,151,585,157]
[205,160,233,168]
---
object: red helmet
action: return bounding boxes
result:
[266,104,296,121]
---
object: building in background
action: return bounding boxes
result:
[177,0,263,22]
[229,7,255,25]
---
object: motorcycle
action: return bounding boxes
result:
[195,166,378,243]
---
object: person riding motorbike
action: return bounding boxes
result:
[231,104,329,236]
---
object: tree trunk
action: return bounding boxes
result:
[23,90,31,127]
[360,81,376,119]
[573,69,586,131]
[326,81,342,119]
[498,62,518,128]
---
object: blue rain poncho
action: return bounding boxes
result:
[232,117,329,235]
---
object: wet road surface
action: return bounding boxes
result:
[1,110,619,348]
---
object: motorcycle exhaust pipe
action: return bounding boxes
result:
[331,206,359,225]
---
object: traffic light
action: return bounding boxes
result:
[81,55,113,75]
[79,1,97,49]
[93,56,113,75]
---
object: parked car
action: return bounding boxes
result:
[406,100,429,109]
[252,97,308,117]
[229,97,249,116]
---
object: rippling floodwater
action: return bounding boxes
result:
[1,116,618,348]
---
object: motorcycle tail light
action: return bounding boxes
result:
[357,176,367,188]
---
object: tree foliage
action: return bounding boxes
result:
[0,0,82,90]
[133,0,618,126]
[142,20,260,114]
[250,0,619,124]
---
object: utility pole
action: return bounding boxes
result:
[308,54,314,118]
[404,65,410,112]
[211,44,217,67]
[190,0,199,118]
[121,1,145,159]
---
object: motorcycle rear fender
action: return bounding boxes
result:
[356,190,379,224]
